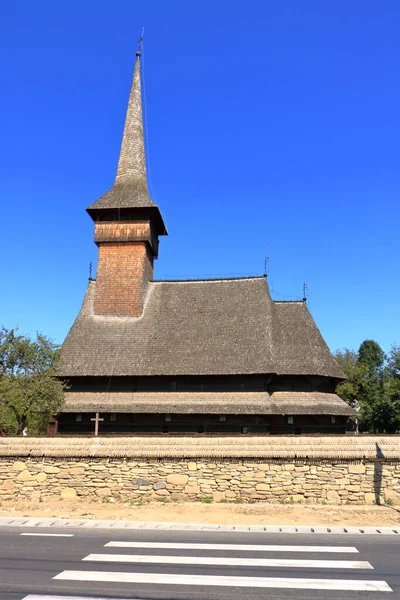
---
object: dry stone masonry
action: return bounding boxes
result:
[0,458,399,505]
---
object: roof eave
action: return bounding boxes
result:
[86,205,168,236]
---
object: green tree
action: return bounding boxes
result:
[387,345,400,378]
[334,348,366,407]
[386,345,400,427]
[335,340,399,433]
[0,327,65,434]
[358,339,386,376]
[356,340,386,431]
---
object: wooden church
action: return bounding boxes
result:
[56,44,354,435]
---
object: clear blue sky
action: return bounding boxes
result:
[1,1,399,355]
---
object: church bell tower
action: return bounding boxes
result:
[86,38,167,317]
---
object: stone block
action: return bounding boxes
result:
[346,485,361,492]
[61,488,76,499]
[292,494,304,503]
[95,487,112,498]
[35,473,47,483]
[283,463,295,471]
[188,462,197,471]
[170,493,186,501]
[17,470,33,482]
[364,492,376,504]
[185,484,200,494]
[1,479,15,490]
[326,490,340,503]
[166,474,189,486]
[44,466,60,474]
[349,464,365,474]
[153,481,166,490]
[11,462,26,472]
[225,490,236,498]
[384,489,400,505]
[213,491,226,502]
[256,483,270,491]
[155,489,170,496]
[133,478,150,486]
[257,464,270,471]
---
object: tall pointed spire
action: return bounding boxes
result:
[115,35,147,186]
[87,33,167,236]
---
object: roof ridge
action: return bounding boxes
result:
[153,275,266,284]
[274,300,305,304]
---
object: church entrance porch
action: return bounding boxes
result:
[56,412,348,435]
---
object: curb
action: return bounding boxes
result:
[0,516,398,535]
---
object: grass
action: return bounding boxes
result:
[129,497,148,506]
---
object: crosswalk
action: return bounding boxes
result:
[21,538,393,598]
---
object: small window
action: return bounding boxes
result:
[165,414,172,422]
[241,426,248,434]
[331,416,336,424]
[110,413,117,422]
[287,416,294,425]
[76,414,82,422]
[169,381,177,391]
[219,415,226,422]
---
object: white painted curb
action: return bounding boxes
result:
[0,516,398,534]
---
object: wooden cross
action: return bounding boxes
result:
[90,412,104,436]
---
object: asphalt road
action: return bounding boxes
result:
[0,526,399,600]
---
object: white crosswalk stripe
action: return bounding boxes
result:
[22,597,143,600]
[20,533,74,537]
[53,570,392,592]
[49,539,393,593]
[105,540,360,552]
[84,552,373,569]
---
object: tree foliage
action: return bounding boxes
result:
[0,327,66,434]
[335,340,400,433]
[358,339,385,376]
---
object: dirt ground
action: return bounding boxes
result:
[0,499,399,527]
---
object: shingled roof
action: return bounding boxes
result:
[58,276,345,379]
[62,391,354,415]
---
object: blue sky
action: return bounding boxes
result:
[1,1,399,354]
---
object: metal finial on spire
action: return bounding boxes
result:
[303,271,308,302]
[136,27,144,57]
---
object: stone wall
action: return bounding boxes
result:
[0,458,399,505]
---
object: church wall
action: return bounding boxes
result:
[57,413,348,435]
[66,374,337,393]
[0,456,398,505]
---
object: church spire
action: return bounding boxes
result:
[115,33,147,186]
[87,34,167,236]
